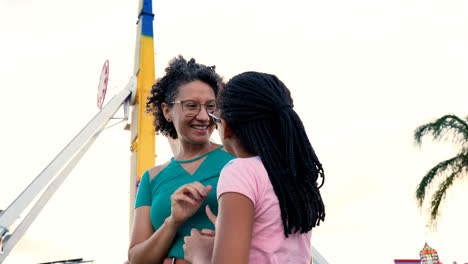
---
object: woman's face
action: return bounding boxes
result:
[165,80,216,145]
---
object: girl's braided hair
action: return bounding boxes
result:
[219,71,325,236]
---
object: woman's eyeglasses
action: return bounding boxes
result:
[208,112,222,129]
[208,112,222,123]
[170,100,217,117]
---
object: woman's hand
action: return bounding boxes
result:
[169,182,212,227]
[183,228,215,264]
[205,205,217,226]
[182,205,217,263]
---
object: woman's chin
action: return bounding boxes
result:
[188,133,212,145]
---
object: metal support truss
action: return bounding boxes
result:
[0,77,137,263]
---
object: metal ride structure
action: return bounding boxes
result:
[0,0,155,262]
[0,1,328,263]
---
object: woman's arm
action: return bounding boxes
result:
[184,192,254,264]
[128,206,180,264]
[128,182,212,264]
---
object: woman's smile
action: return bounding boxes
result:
[191,124,210,134]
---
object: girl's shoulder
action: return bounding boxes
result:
[223,156,266,179]
[226,156,262,167]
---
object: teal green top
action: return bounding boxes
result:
[135,146,235,259]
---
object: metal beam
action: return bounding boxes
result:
[0,77,136,263]
[312,245,329,264]
[129,0,156,231]
[0,129,99,262]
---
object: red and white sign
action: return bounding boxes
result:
[97,60,109,109]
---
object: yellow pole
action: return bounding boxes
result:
[129,0,155,232]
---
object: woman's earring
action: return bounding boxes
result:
[167,118,172,122]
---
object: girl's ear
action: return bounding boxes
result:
[221,119,233,139]
[161,102,172,122]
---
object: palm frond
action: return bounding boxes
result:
[414,115,468,147]
[415,155,462,207]
[428,165,463,225]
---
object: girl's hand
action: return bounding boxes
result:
[169,182,212,226]
[183,229,214,264]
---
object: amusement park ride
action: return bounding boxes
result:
[394,242,468,264]
[0,1,327,263]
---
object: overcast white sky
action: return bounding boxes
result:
[1,0,468,263]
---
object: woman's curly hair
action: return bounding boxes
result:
[146,55,223,139]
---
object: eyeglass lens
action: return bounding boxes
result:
[182,100,217,116]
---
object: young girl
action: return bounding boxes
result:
[183,71,326,263]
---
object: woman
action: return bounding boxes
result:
[128,56,234,264]
[183,71,326,263]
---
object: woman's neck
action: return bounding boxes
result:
[175,141,219,161]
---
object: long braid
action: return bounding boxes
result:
[220,71,325,236]
[250,121,292,234]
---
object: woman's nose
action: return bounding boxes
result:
[195,105,210,121]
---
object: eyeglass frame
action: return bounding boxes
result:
[208,112,222,129]
[169,100,217,117]
[208,112,222,124]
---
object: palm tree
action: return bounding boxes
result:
[414,114,468,226]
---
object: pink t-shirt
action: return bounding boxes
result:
[217,156,311,263]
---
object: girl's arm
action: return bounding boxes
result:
[184,192,254,264]
[212,192,254,263]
